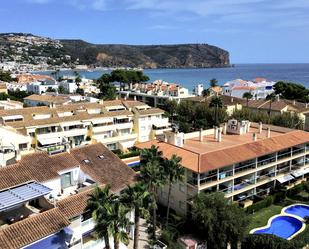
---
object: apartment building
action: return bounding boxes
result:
[0,100,171,165]
[0,143,136,249]
[136,120,309,215]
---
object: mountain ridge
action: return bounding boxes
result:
[0,33,230,69]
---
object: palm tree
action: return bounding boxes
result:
[120,183,150,249]
[106,201,131,249]
[266,93,276,120]
[86,185,116,249]
[243,92,253,107]
[209,97,223,126]
[163,154,184,227]
[140,146,166,242]
[210,78,218,88]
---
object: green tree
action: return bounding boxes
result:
[163,154,184,227]
[163,99,178,123]
[210,78,218,88]
[209,97,223,126]
[58,85,66,94]
[46,87,56,92]
[97,73,117,100]
[75,75,82,88]
[192,192,248,249]
[0,70,13,82]
[202,89,210,97]
[242,234,292,249]
[140,146,166,243]
[106,201,131,249]
[266,93,277,118]
[120,183,150,249]
[243,92,253,107]
[86,185,116,249]
[274,81,309,102]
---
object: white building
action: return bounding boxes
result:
[26,79,58,94]
[193,84,204,96]
[0,99,23,110]
[223,78,275,100]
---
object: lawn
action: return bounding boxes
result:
[246,204,283,234]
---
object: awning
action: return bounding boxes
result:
[38,137,62,146]
[277,174,294,184]
[0,182,52,212]
[153,123,171,128]
[91,117,113,125]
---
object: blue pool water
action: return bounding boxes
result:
[253,216,303,239]
[285,205,309,219]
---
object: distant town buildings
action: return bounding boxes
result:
[193,84,204,96]
[223,78,275,100]
[118,80,193,107]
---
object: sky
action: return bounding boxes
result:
[1,0,309,63]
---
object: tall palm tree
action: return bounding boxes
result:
[106,201,131,249]
[210,78,218,88]
[140,146,167,242]
[163,154,185,227]
[266,93,276,121]
[86,185,116,249]
[209,97,223,126]
[120,183,150,249]
[242,92,253,107]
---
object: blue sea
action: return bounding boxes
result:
[37,63,309,90]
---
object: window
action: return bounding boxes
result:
[148,116,151,120]
[19,143,28,151]
[61,172,72,189]
[141,126,146,131]
[107,143,117,150]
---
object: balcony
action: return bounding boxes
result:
[63,128,88,137]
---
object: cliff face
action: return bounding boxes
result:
[60,40,230,68]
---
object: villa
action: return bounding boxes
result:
[0,143,136,249]
[136,120,309,215]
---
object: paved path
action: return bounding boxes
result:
[128,218,150,249]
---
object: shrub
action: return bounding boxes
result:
[287,183,304,197]
[242,234,293,249]
[246,196,274,214]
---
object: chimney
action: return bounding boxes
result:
[124,96,127,100]
[253,133,257,141]
[247,121,251,133]
[134,96,137,101]
[223,123,227,135]
[15,150,21,161]
[267,127,271,138]
[214,126,218,140]
[217,128,222,142]
[116,96,119,100]
[199,128,203,142]
[259,122,263,134]
[276,95,280,102]
[306,103,309,108]
[231,97,234,103]
[293,100,296,105]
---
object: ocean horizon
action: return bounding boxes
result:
[36,63,309,90]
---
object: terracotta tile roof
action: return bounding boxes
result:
[24,94,71,104]
[200,130,309,172]
[248,99,309,113]
[122,100,148,109]
[134,108,164,116]
[0,152,79,189]
[57,188,95,219]
[70,143,136,192]
[0,208,70,249]
[185,95,246,106]
[136,130,309,173]
[135,140,200,172]
[0,83,7,90]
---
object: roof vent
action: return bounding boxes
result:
[98,155,105,160]
[83,159,91,164]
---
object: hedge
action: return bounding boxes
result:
[246,196,274,214]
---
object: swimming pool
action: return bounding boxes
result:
[251,215,304,240]
[283,204,309,220]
